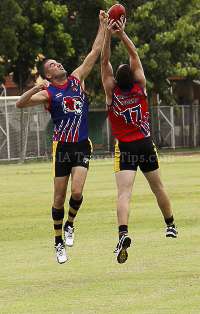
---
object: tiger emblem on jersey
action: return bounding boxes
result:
[70,81,79,92]
[61,96,83,115]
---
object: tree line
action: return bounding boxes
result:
[0,0,199,146]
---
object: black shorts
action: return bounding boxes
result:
[114,137,159,173]
[52,139,92,177]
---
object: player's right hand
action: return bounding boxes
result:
[36,80,50,90]
[99,10,109,25]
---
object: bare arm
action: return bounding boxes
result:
[116,20,146,89]
[72,10,108,87]
[101,20,118,105]
[16,80,49,109]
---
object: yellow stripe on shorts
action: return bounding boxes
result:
[114,140,120,172]
[88,137,93,153]
[153,141,160,167]
[52,141,58,177]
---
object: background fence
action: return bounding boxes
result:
[0,96,200,162]
[151,105,200,148]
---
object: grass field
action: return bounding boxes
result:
[0,155,200,314]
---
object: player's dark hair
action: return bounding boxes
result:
[39,59,51,80]
[115,64,134,90]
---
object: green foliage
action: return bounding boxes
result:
[0,0,24,82]
[0,0,199,106]
[0,0,74,91]
[112,0,200,106]
[59,0,106,96]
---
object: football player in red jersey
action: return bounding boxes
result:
[101,18,178,264]
[16,11,109,264]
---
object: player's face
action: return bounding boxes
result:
[45,59,66,79]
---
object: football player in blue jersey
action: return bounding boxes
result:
[16,10,109,264]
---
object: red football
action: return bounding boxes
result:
[107,4,126,23]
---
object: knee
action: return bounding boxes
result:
[54,193,66,208]
[71,185,83,200]
[71,190,83,201]
[151,183,165,196]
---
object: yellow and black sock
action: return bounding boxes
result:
[118,225,128,240]
[52,206,64,246]
[64,195,83,228]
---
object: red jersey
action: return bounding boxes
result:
[107,83,150,141]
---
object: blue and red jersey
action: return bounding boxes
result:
[45,76,88,142]
[107,83,150,141]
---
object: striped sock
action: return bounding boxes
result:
[52,206,64,246]
[54,219,63,246]
[65,196,83,227]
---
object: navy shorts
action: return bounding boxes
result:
[114,137,159,173]
[52,139,92,177]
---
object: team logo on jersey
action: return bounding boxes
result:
[62,96,83,115]
[70,81,79,92]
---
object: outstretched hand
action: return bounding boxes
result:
[99,10,109,26]
[105,17,126,38]
[115,17,126,36]
[105,19,120,37]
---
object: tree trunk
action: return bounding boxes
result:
[188,79,195,148]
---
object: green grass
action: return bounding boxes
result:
[0,156,200,314]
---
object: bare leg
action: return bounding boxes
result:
[53,175,70,209]
[115,170,137,226]
[143,168,173,221]
[71,166,88,200]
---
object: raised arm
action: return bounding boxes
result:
[16,80,49,109]
[101,20,118,105]
[72,10,108,87]
[116,20,146,89]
